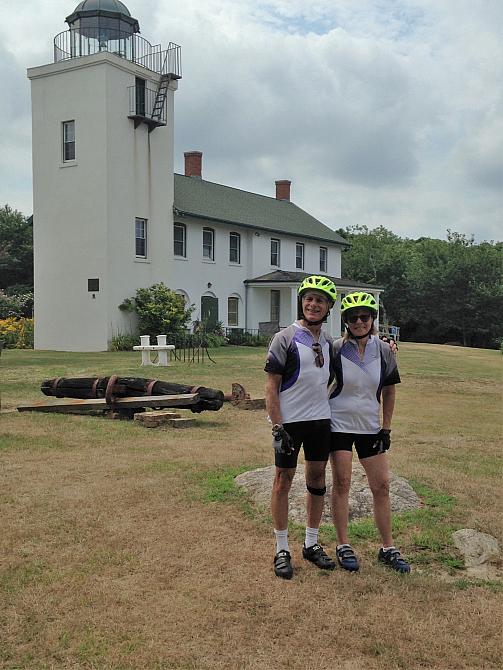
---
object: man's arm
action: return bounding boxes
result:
[265,373,283,425]
[381,384,396,430]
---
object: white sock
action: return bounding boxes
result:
[337,543,351,550]
[304,527,319,548]
[382,546,395,552]
[274,529,289,553]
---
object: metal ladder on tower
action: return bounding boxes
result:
[149,74,171,130]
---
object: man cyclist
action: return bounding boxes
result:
[265,275,337,579]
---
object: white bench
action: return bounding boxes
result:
[133,335,175,366]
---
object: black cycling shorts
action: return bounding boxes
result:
[329,432,380,460]
[275,419,331,469]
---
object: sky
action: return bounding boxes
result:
[1,0,502,242]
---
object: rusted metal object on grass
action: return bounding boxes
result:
[223,382,266,410]
[40,376,224,413]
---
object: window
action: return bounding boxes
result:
[135,77,146,116]
[135,218,147,257]
[229,232,240,263]
[228,297,239,327]
[271,238,280,266]
[320,247,328,273]
[62,120,75,161]
[87,278,99,292]
[295,243,304,270]
[270,290,280,322]
[174,222,186,257]
[203,227,214,260]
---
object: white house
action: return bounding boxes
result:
[172,153,383,339]
[27,0,382,351]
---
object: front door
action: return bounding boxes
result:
[201,295,219,330]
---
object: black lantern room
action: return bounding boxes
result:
[54,1,181,80]
[65,0,140,42]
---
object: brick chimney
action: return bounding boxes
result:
[184,151,202,178]
[275,180,291,201]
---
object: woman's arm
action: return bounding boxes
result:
[381,384,396,430]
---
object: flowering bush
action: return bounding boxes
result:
[0,318,34,349]
[0,289,33,319]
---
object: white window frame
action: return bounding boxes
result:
[227,296,239,327]
[174,222,186,257]
[229,232,240,264]
[320,246,328,273]
[62,120,75,162]
[295,243,304,270]
[271,238,280,267]
[203,227,215,261]
[135,217,147,258]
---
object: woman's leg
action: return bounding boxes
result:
[329,450,353,545]
[360,453,393,547]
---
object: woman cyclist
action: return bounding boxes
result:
[329,292,410,574]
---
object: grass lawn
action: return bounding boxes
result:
[0,343,502,669]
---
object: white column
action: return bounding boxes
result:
[372,292,380,332]
[290,287,298,323]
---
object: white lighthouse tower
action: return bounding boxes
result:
[27,1,181,351]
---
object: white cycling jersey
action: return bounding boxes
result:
[329,335,400,434]
[265,322,333,424]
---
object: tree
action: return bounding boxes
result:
[0,206,33,290]
[338,225,503,348]
[119,283,194,338]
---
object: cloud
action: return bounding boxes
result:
[0,0,502,241]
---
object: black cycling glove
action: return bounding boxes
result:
[272,424,295,456]
[373,428,391,454]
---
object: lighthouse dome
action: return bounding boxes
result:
[71,0,132,16]
[66,0,140,35]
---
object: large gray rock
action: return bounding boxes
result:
[452,529,501,578]
[235,462,420,524]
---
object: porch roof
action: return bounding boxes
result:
[174,174,349,246]
[244,270,383,291]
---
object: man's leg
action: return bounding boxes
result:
[302,459,335,570]
[329,450,353,545]
[271,466,296,533]
[304,459,328,529]
[271,467,296,579]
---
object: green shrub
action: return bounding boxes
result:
[119,283,194,339]
[108,332,139,351]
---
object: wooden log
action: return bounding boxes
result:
[134,411,181,427]
[17,394,198,414]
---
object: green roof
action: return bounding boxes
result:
[174,174,349,246]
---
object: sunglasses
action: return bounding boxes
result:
[347,313,372,324]
[312,343,324,368]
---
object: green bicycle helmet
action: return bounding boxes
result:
[297,275,337,305]
[341,292,378,315]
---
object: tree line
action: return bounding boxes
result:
[337,225,503,348]
[1,206,501,348]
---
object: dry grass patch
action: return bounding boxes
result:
[0,344,502,668]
